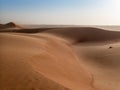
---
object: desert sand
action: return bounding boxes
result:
[0,23,120,90]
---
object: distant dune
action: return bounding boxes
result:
[44,27,120,43]
[0,23,120,90]
[1,26,120,43]
[0,22,22,30]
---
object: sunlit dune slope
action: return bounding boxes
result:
[0,33,96,90]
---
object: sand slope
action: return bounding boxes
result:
[74,42,120,90]
[0,33,96,90]
[44,27,120,90]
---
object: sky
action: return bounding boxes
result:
[0,0,120,25]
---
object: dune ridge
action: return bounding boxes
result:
[44,27,120,43]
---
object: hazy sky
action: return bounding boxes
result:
[0,0,120,25]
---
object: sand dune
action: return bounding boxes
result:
[0,22,22,30]
[0,33,96,90]
[0,25,120,90]
[44,27,120,43]
[44,27,120,90]
[1,27,120,43]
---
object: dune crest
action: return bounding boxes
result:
[44,27,120,43]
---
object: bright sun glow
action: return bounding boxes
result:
[107,0,120,13]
